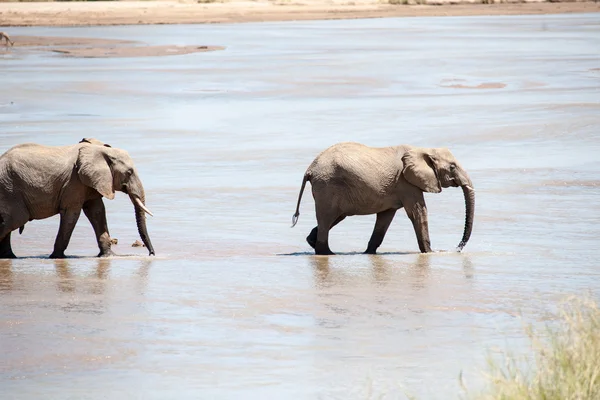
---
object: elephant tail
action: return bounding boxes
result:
[291,172,310,228]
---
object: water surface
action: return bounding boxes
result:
[1,13,599,399]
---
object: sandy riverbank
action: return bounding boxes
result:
[0,35,224,58]
[0,1,599,27]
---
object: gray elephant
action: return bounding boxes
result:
[291,142,474,255]
[0,138,155,258]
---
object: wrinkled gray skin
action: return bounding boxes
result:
[0,138,155,258]
[292,142,475,255]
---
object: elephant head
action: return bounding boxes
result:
[76,145,155,255]
[402,147,474,252]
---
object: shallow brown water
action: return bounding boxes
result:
[1,14,600,399]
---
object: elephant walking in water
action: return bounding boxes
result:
[292,142,475,255]
[0,138,155,258]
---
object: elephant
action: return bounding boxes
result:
[291,142,474,255]
[0,138,155,258]
[16,138,111,237]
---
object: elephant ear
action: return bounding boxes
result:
[402,149,441,193]
[76,146,115,200]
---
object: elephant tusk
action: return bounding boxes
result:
[134,197,154,217]
[464,185,473,191]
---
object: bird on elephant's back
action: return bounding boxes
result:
[291,142,474,255]
[0,138,155,259]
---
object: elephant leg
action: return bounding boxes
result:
[83,198,114,258]
[365,209,397,255]
[0,213,17,259]
[404,195,432,253]
[0,232,16,259]
[49,208,82,259]
[306,215,346,249]
[314,210,342,255]
[315,225,334,255]
[306,227,318,249]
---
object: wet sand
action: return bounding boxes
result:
[440,79,508,89]
[4,35,224,58]
[0,0,599,26]
[1,13,600,400]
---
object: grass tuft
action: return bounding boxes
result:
[471,296,600,400]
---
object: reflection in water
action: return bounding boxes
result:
[409,254,431,290]
[369,255,391,285]
[462,256,474,279]
[0,260,13,291]
[53,258,150,296]
[90,258,111,295]
[135,259,152,295]
[311,253,432,289]
[95,259,111,280]
[54,259,75,293]
[312,253,474,291]
[311,256,331,288]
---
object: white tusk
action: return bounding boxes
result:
[464,185,473,190]
[134,197,154,217]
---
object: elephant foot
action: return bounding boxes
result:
[364,248,378,255]
[419,246,433,254]
[0,234,16,259]
[315,249,335,256]
[98,249,116,258]
[49,252,66,259]
[315,242,334,255]
[0,252,17,259]
[417,240,432,253]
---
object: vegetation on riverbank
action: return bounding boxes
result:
[470,296,600,400]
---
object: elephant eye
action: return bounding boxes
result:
[450,164,456,170]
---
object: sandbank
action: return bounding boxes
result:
[0,1,598,27]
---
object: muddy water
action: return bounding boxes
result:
[1,13,599,399]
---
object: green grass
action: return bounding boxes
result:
[470,296,600,400]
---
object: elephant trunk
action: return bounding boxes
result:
[457,183,475,252]
[129,193,155,256]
